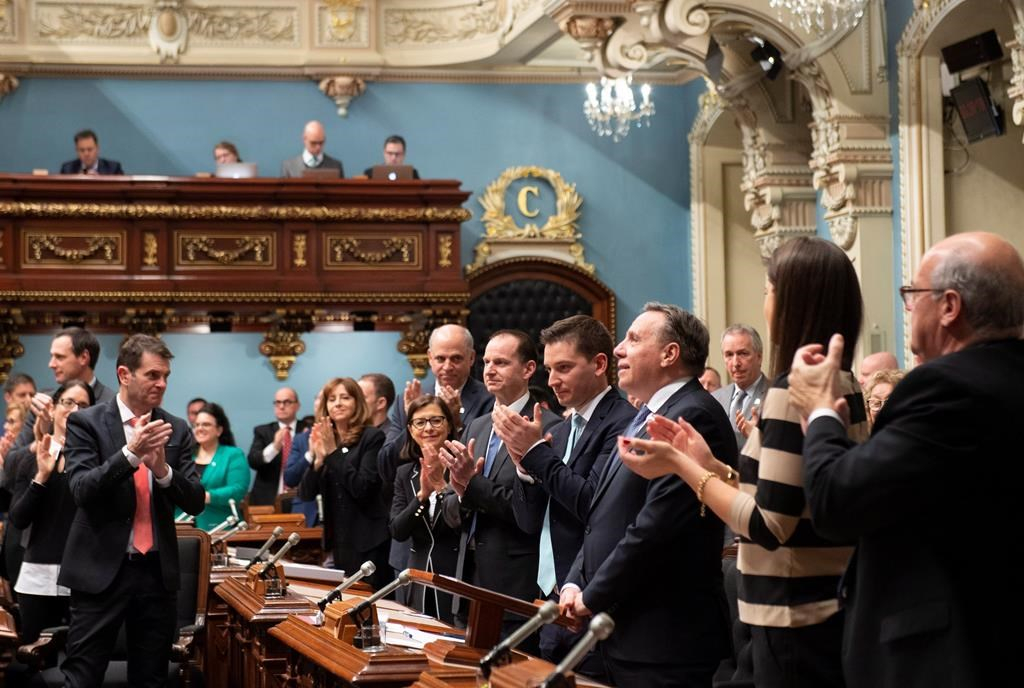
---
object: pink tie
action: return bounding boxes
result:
[129,417,154,554]
[279,427,292,492]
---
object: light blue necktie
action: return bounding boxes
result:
[537,413,585,595]
[469,430,504,540]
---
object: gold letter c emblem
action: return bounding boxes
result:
[517,186,540,218]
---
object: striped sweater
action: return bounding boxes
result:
[731,371,867,628]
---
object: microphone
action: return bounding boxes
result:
[174,512,194,523]
[479,600,559,677]
[316,494,324,523]
[228,498,240,520]
[347,569,412,621]
[247,526,284,567]
[211,519,247,545]
[317,561,377,611]
[259,532,301,577]
[539,613,615,687]
[207,514,238,536]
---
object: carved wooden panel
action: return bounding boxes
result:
[21,229,126,269]
[174,231,276,270]
[322,232,421,271]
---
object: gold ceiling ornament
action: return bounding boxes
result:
[323,0,361,42]
[470,165,591,275]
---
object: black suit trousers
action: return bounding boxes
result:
[62,554,176,688]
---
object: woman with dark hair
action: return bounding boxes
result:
[188,402,248,531]
[619,236,868,688]
[389,394,461,622]
[9,380,94,642]
[299,378,389,589]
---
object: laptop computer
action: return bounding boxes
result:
[369,165,415,181]
[215,162,258,179]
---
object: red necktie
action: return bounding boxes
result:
[279,426,292,493]
[129,416,154,554]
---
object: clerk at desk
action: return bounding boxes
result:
[59,129,124,175]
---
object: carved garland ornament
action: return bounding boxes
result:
[383,0,532,46]
[479,166,581,240]
[331,237,413,264]
[182,236,269,265]
[28,234,119,263]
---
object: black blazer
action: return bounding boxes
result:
[441,398,560,602]
[59,399,205,594]
[9,455,76,566]
[803,339,1024,688]
[299,426,388,554]
[565,381,736,665]
[512,389,636,589]
[389,462,461,623]
[247,419,309,506]
[59,158,124,175]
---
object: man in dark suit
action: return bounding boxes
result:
[559,303,735,687]
[358,373,396,435]
[247,386,306,506]
[59,129,124,175]
[494,315,634,673]
[60,334,205,686]
[440,330,560,613]
[789,232,1024,688]
[280,120,344,178]
[379,324,493,591]
[711,324,770,450]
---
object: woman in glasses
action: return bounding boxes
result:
[864,369,905,427]
[299,378,389,589]
[9,380,95,642]
[188,403,248,531]
[389,394,461,622]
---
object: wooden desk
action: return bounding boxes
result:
[224,524,324,566]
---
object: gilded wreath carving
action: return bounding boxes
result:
[479,166,581,240]
[182,236,269,265]
[28,235,118,263]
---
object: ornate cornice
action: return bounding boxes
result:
[0,290,470,304]
[0,201,471,223]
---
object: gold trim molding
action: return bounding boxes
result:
[0,290,470,304]
[0,201,470,223]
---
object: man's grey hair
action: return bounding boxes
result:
[930,248,1024,339]
[643,302,709,376]
[721,324,763,355]
[428,324,474,351]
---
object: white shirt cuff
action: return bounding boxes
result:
[515,466,535,484]
[153,464,173,488]
[122,446,142,467]
[304,450,313,464]
[262,442,279,464]
[559,583,581,595]
[808,408,844,426]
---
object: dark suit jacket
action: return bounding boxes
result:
[247,419,310,506]
[803,339,1023,688]
[512,389,636,588]
[282,429,317,525]
[565,381,736,665]
[59,399,205,594]
[389,462,460,622]
[299,426,388,554]
[441,398,560,602]
[280,153,344,178]
[59,158,124,175]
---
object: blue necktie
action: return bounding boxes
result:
[626,404,651,438]
[537,413,585,595]
[469,430,504,540]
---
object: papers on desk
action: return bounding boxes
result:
[384,622,465,650]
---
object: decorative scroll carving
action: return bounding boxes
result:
[178,235,272,267]
[325,235,420,269]
[143,232,158,267]
[259,311,314,381]
[383,0,531,46]
[318,75,366,118]
[121,308,169,336]
[24,232,123,267]
[0,201,471,223]
[0,0,11,40]
[396,309,467,379]
[0,74,16,105]
[438,235,453,268]
[0,309,24,385]
[1008,19,1024,141]
[292,233,307,268]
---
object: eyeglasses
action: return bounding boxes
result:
[866,397,887,411]
[273,399,297,407]
[898,285,944,307]
[59,398,89,410]
[410,416,447,430]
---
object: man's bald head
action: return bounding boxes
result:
[428,324,475,390]
[859,351,899,387]
[303,120,326,157]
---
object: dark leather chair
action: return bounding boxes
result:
[16,526,211,687]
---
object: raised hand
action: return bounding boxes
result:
[403,379,424,413]
[789,333,845,419]
[616,436,687,480]
[438,439,480,497]
[645,415,716,470]
[491,403,544,463]
[34,434,56,482]
[736,407,760,439]
[127,417,173,458]
[436,384,463,425]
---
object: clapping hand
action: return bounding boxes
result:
[438,439,480,497]
[645,415,716,471]
[491,403,547,465]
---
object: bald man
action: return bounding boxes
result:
[857,351,899,387]
[280,120,344,178]
[790,232,1024,688]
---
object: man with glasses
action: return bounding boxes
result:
[790,232,1024,688]
[247,387,307,506]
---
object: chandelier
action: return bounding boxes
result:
[768,0,868,35]
[584,75,655,142]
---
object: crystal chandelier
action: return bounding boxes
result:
[584,75,655,142]
[768,0,868,35]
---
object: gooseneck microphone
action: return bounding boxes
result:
[228,498,240,520]
[211,520,247,545]
[479,601,559,677]
[258,532,301,578]
[207,514,237,536]
[539,613,615,687]
[347,569,412,621]
[247,525,284,567]
[317,561,377,611]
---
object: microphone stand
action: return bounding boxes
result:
[538,613,615,687]
[479,601,558,678]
